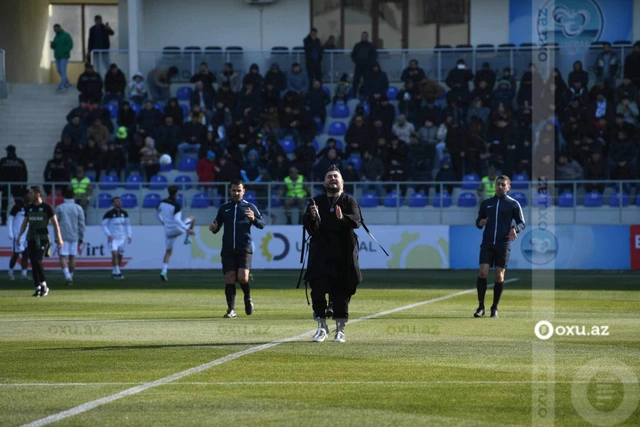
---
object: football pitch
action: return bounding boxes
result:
[1,270,639,426]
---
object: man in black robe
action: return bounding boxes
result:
[303,165,362,343]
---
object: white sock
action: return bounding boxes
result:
[40,281,47,288]
[112,267,117,274]
[115,266,121,274]
[162,263,168,273]
[8,269,14,276]
[62,267,70,279]
[21,269,27,276]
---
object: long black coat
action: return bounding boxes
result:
[303,193,363,295]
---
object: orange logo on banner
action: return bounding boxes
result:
[631,225,640,270]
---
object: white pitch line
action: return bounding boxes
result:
[20,278,518,427]
[6,378,640,388]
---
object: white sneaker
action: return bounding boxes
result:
[8,273,15,281]
[334,330,346,343]
[40,285,49,297]
[312,323,329,342]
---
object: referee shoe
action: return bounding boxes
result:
[224,309,237,318]
[473,307,485,317]
[244,298,254,315]
[490,307,498,318]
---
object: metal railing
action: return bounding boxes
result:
[3,179,639,226]
[93,44,634,85]
[0,48,7,99]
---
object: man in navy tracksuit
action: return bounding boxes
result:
[474,175,525,318]
[209,179,265,318]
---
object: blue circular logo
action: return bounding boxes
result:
[522,229,558,265]
[538,0,604,44]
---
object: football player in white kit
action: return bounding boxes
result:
[7,190,30,280]
[101,196,132,279]
[55,188,86,285]
[156,185,194,281]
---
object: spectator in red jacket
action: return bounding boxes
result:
[196,150,217,193]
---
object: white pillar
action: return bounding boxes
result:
[127,0,140,77]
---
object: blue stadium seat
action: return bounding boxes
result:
[636,194,640,206]
[97,193,112,208]
[511,191,527,207]
[191,193,210,208]
[408,191,428,207]
[433,193,452,207]
[533,192,550,207]
[153,102,165,113]
[312,139,319,152]
[609,192,630,207]
[125,173,143,190]
[149,174,168,190]
[346,156,361,171]
[314,118,324,135]
[120,193,138,208]
[176,86,193,101]
[333,138,344,151]
[160,157,173,171]
[331,104,350,118]
[558,191,574,208]
[178,157,197,172]
[142,193,161,208]
[99,174,119,190]
[104,103,118,118]
[279,138,296,154]
[359,191,379,208]
[328,121,347,136]
[583,191,603,207]
[386,86,399,100]
[322,86,331,98]
[461,173,480,190]
[175,175,193,190]
[384,191,403,207]
[180,104,190,118]
[512,173,529,189]
[244,190,258,206]
[457,192,477,207]
[131,103,142,116]
[175,193,183,207]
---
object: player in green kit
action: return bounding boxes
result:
[16,186,64,297]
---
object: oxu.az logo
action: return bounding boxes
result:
[537,0,604,44]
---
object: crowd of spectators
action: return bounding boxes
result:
[46,35,640,216]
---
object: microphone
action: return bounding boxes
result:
[310,198,320,221]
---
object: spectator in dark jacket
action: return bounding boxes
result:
[80,137,102,178]
[55,134,83,168]
[568,61,589,89]
[624,42,640,87]
[137,100,164,130]
[362,62,389,102]
[474,62,497,90]
[306,79,330,125]
[584,149,608,193]
[190,81,214,111]
[103,63,126,104]
[190,62,216,94]
[351,31,377,96]
[62,115,87,146]
[77,63,103,102]
[264,63,287,95]
[117,101,137,134]
[43,149,71,193]
[303,28,323,84]
[87,15,114,71]
[242,64,263,91]
[400,59,427,85]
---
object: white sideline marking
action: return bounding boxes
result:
[21,278,518,427]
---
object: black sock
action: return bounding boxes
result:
[476,277,487,308]
[9,259,16,269]
[240,282,250,299]
[492,281,504,309]
[225,283,236,310]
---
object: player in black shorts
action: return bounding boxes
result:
[474,175,525,318]
[209,180,265,318]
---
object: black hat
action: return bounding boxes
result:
[6,145,16,152]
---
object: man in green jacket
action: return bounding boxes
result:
[51,24,74,91]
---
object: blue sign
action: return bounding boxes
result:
[450,225,630,270]
[509,0,632,45]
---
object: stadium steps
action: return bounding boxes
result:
[0,83,78,181]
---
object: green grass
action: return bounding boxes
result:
[1,270,639,426]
